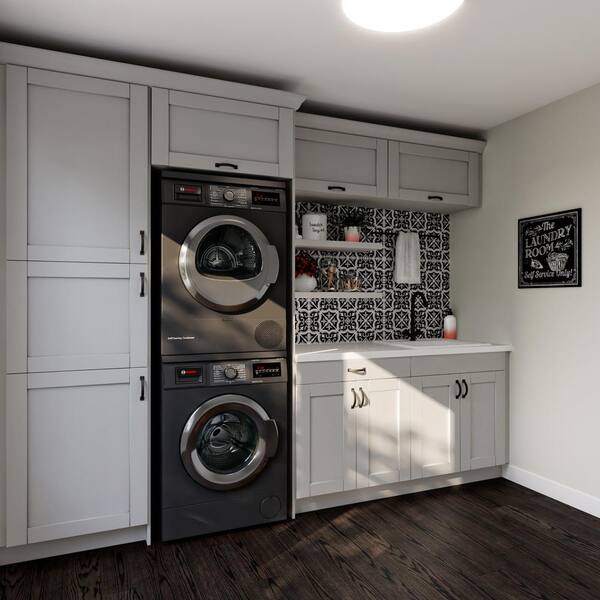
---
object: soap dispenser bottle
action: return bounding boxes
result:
[443,310,457,340]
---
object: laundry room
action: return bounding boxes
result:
[1,1,600,599]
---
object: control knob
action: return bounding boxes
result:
[223,366,238,381]
[223,189,235,202]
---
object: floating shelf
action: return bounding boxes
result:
[295,239,383,253]
[295,291,384,300]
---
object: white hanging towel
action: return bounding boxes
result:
[394,232,421,284]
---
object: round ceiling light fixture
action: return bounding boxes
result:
[342,0,464,33]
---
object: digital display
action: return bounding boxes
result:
[252,190,280,207]
[253,362,282,379]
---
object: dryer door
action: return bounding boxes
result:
[180,394,279,490]
[179,215,279,314]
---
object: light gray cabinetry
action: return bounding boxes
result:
[296,377,412,499]
[296,382,357,498]
[3,65,150,549]
[5,66,148,264]
[295,354,508,502]
[6,262,147,374]
[152,88,294,177]
[388,142,480,209]
[294,113,483,212]
[410,375,461,479]
[295,127,387,199]
[460,371,507,471]
[357,378,411,487]
[5,369,147,546]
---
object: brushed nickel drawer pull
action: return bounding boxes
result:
[347,367,367,375]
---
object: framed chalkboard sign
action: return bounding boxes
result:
[518,209,581,288]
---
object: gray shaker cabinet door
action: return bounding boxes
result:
[5,66,148,263]
[460,371,507,471]
[295,127,387,199]
[296,382,358,499]
[5,368,148,547]
[152,88,294,178]
[389,141,480,209]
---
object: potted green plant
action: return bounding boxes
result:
[342,210,365,242]
[294,251,319,292]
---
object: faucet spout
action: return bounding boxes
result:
[409,292,429,341]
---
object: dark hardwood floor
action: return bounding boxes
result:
[2,479,600,599]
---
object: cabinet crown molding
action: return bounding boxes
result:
[0,42,306,110]
[295,112,486,154]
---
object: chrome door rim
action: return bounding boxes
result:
[178,215,279,313]
[180,394,278,490]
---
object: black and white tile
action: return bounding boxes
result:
[295,202,450,344]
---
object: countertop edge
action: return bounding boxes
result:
[294,344,513,363]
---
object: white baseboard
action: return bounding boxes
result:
[503,464,600,519]
[296,466,502,514]
[0,525,147,566]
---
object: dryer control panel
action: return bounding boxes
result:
[163,358,287,389]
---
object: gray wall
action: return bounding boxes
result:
[0,65,6,546]
[451,82,600,502]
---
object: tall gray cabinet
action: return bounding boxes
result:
[4,65,149,547]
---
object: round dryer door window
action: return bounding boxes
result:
[180,395,279,490]
[179,215,279,313]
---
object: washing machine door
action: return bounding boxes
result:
[180,394,279,490]
[179,215,279,314]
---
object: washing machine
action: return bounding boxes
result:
[160,171,288,357]
[158,355,288,541]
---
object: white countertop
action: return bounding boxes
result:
[295,340,513,363]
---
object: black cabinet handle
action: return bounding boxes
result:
[139,230,145,256]
[462,379,469,399]
[328,185,346,192]
[455,380,462,399]
[428,195,444,201]
[215,162,238,170]
[359,387,367,408]
[139,272,145,297]
[351,388,358,409]
[139,376,145,401]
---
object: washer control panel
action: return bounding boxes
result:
[165,358,287,388]
[208,185,249,208]
[212,362,248,384]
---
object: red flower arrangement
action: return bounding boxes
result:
[295,251,319,278]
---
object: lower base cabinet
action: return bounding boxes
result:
[296,378,412,498]
[296,368,507,500]
[5,368,148,547]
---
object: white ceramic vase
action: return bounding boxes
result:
[295,274,317,292]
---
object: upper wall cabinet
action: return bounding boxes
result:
[151,88,294,178]
[295,127,387,198]
[5,66,148,263]
[388,142,480,210]
[294,113,484,213]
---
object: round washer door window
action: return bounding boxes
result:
[180,395,279,490]
[179,215,279,314]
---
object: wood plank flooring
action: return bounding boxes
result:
[2,479,600,599]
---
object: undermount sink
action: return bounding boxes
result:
[376,340,492,349]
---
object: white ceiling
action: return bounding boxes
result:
[2,0,600,135]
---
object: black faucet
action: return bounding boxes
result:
[409,292,428,341]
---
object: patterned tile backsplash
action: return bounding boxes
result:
[295,202,450,344]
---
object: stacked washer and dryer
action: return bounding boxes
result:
[156,171,290,541]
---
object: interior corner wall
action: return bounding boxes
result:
[0,64,6,547]
[451,82,600,502]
